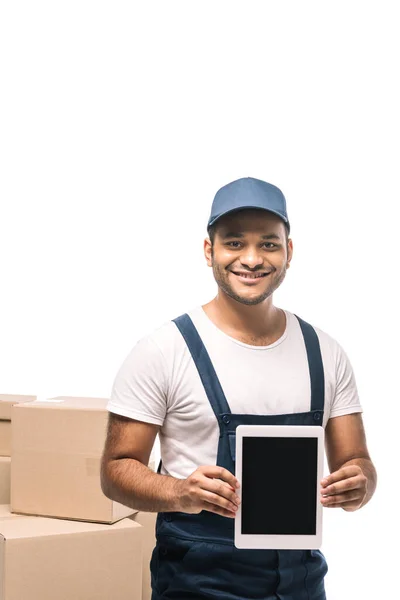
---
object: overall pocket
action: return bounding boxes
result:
[151,536,200,597]
[304,549,328,599]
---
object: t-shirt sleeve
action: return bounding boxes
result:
[329,342,363,418]
[107,335,168,426]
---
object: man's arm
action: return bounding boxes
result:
[100,412,183,512]
[321,413,377,511]
[100,412,240,515]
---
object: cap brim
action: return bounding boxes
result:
[208,206,289,230]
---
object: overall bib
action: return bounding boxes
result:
[150,314,328,600]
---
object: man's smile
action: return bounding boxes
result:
[230,271,271,284]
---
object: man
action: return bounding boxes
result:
[101,177,377,599]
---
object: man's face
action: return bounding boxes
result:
[204,209,293,306]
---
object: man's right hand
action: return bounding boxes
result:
[174,465,241,518]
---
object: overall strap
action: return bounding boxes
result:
[172,314,231,417]
[172,313,325,417]
[294,315,325,411]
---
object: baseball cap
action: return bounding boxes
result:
[207,177,290,232]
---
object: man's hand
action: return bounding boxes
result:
[174,465,241,518]
[320,464,368,511]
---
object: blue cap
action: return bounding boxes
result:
[207,177,290,232]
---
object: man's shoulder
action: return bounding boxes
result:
[141,306,201,353]
[303,318,355,379]
[286,310,343,355]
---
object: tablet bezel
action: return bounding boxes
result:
[234,424,324,550]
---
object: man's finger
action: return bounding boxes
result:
[209,479,241,505]
[321,475,362,496]
[213,478,236,492]
[199,465,240,489]
[321,465,362,488]
[203,500,236,518]
[321,490,361,506]
[202,489,238,512]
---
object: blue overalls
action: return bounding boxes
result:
[150,313,328,599]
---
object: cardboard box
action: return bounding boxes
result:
[0,515,143,600]
[11,396,135,523]
[0,395,37,421]
[0,395,36,456]
[0,459,11,505]
[0,423,10,458]
[131,512,157,600]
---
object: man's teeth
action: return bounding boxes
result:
[235,273,267,279]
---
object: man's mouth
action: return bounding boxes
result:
[231,271,271,284]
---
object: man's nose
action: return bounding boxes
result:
[240,248,264,268]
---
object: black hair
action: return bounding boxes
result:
[207,220,290,246]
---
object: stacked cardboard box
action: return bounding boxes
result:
[0,504,143,600]
[11,396,135,522]
[131,511,157,600]
[0,458,10,504]
[0,395,158,600]
[0,395,36,507]
[0,394,36,457]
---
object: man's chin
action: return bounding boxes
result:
[235,296,268,306]
[226,289,270,306]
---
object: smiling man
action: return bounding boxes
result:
[101,176,377,600]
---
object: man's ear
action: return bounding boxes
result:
[204,237,213,267]
[286,238,293,268]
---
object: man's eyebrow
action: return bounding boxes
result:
[222,232,281,241]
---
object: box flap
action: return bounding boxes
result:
[0,394,36,420]
[14,396,108,410]
[113,501,138,522]
[40,396,108,410]
[0,514,138,540]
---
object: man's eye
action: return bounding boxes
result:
[227,242,276,249]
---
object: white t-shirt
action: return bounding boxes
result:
[107,306,363,479]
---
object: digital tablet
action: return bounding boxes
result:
[234,424,324,550]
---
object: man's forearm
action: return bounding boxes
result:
[101,457,183,513]
[340,457,377,508]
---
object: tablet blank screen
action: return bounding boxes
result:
[242,437,318,535]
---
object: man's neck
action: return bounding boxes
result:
[202,294,285,345]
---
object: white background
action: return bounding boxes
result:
[1,2,398,598]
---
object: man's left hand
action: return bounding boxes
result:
[320,465,368,512]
